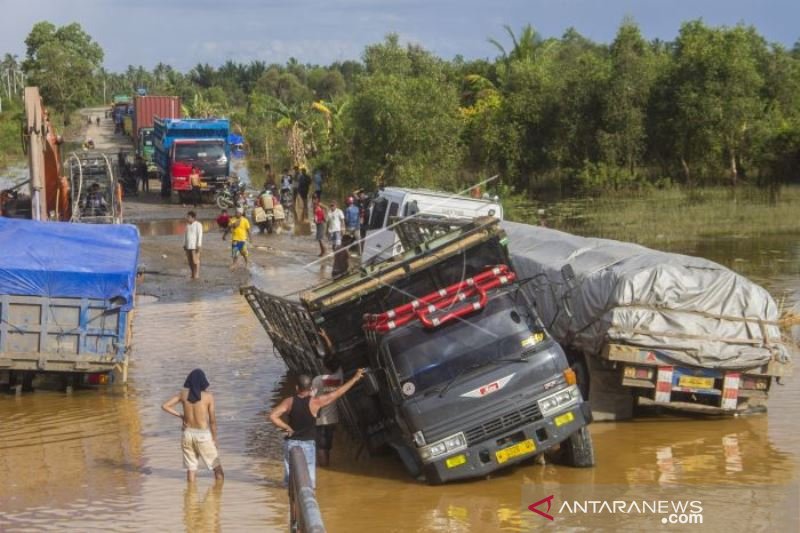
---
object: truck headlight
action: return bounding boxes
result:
[418,432,467,463]
[538,385,581,416]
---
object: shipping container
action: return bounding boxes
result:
[133,96,182,138]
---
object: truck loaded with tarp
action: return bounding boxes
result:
[0,217,139,386]
[501,221,793,419]
[242,217,595,484]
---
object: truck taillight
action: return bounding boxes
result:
[86,373,109,385]
[740,376,769,390]
[623,366,654,380]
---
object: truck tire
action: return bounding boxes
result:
[560,426,595,468]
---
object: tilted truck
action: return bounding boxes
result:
[502,221,794,420]
[153,118,230,203]
[241,217,595,484]
[0,217,139,389]
[133,95,182,172]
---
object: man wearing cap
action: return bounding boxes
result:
[229,207,251,269]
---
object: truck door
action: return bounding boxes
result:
[366,198,401,262]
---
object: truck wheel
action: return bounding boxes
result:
[560,426,595,468]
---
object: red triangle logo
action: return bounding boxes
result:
[528,494,555,521]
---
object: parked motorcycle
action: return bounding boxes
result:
[215,178,243,209]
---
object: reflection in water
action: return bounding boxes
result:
[135,219,214,237]
[184,483,223,533]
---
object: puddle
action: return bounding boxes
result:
[135,219,215,236]
[136,294,160,305]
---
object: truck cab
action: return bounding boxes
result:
[153,118,230,202]
[168,139,229,195]
[137,128,157,172]
[364,188,503,264]
[365,274,593,483]
[242,217,594,484]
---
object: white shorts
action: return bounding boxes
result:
[182,428,220,471]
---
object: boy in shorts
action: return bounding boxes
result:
[162,369,224,483]
[229,207,251,269]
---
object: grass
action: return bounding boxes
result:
[506,186,800,246]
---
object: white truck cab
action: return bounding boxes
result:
[362,187,503,263]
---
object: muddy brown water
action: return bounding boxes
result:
[1,229,798,531]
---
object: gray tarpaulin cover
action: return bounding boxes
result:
[502,221,790,369]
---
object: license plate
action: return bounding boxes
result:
[679,376,714,389]
[495,439,536,464]
[445,454,467,469]
[554,411,575,427]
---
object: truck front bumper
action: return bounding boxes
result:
[422,401,592,483]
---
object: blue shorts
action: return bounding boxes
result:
[284,439,316,489]
[231,240,248,258]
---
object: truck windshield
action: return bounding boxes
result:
[385,292,538,395]
[174,142,225,162]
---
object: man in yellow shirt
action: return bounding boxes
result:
[229,207,251,269]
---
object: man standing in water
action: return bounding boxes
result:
[229,207,251,269]
[183,211,203,280]
[269,369,366,488]
[162,369,224,483]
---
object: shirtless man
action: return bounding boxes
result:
[162,368,224,483]
[269,369,366,488]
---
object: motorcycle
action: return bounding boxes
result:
[215,178,243,209]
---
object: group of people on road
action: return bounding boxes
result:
[163,359,366,489]
[313,191,369,257]
[182,159,375,282]
[271,164,324,219]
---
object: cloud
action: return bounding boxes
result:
[0,0,797,71]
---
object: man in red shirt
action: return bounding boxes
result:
[313,197,326,257]
[216,209,230,240]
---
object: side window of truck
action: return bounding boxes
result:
[403,200,419,217]
[369,197,388,230]
[387,202,399,224]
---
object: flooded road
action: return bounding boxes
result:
[1,223,799,531]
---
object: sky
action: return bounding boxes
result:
[0,0,798,71]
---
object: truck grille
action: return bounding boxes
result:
[463,401,543,446]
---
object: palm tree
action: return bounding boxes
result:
[488,24,542,64]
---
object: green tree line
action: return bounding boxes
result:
[6,19,800,194]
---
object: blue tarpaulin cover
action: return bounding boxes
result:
[0,218,140,310]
